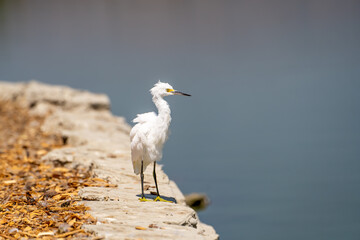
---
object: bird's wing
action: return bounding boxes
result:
[132,112,157,124]
[130,112,156,141]
[130,112,157,175]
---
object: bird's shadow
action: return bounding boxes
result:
[136,194,177,203]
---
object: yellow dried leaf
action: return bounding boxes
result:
[36,149,47,155]
[53,167,69,172]
[52,194,62,201]
[24,226,32,231]
[68,218,76,226]
[37,231,54,237]
[22,218,32,224]
[20,208,28,214]
[55,185,62,192]
[3,179,16,184]
[91,178,107,182]
[135,226,147,230]
[30,212,37,219]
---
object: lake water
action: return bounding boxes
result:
[1,1,360,239]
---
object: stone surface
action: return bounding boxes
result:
[0,81,218,240]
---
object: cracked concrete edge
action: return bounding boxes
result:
[0,81,219,240]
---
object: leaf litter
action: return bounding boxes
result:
[0,101,115,239]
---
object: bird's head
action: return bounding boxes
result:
[150,81,191,98]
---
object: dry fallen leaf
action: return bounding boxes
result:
[37,231,55,237]
[23,226,32,232]
[3,179,17,184]
[68,218,76,226]
[36,149,48,156]
[135,226,147,230]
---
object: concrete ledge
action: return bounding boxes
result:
[0,81,218,240]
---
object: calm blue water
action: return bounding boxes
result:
[1,1,360,239]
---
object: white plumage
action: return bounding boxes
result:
[130,81,190,201]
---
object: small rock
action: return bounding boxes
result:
[148,224,159,229]
[184,193,210,211]
[44,190,58,199]
[37,200,48,208]
[8,228,19,234]
[189,217,197,226]
[58,223,70,233]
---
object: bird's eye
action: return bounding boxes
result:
[166,88,174,92]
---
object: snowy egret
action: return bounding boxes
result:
[130,81,191,202]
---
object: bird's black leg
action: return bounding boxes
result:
[153,161,160,196]
[139,161,151,202]
[141,161,145,198]
[153,161,173,203]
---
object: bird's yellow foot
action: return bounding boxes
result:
[139,197,152,202]
[154,196,173,203]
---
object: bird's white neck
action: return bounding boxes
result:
[153,95,171,125]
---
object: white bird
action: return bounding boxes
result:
[130,81,191,202]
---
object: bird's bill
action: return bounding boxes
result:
[173,90,191,96]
